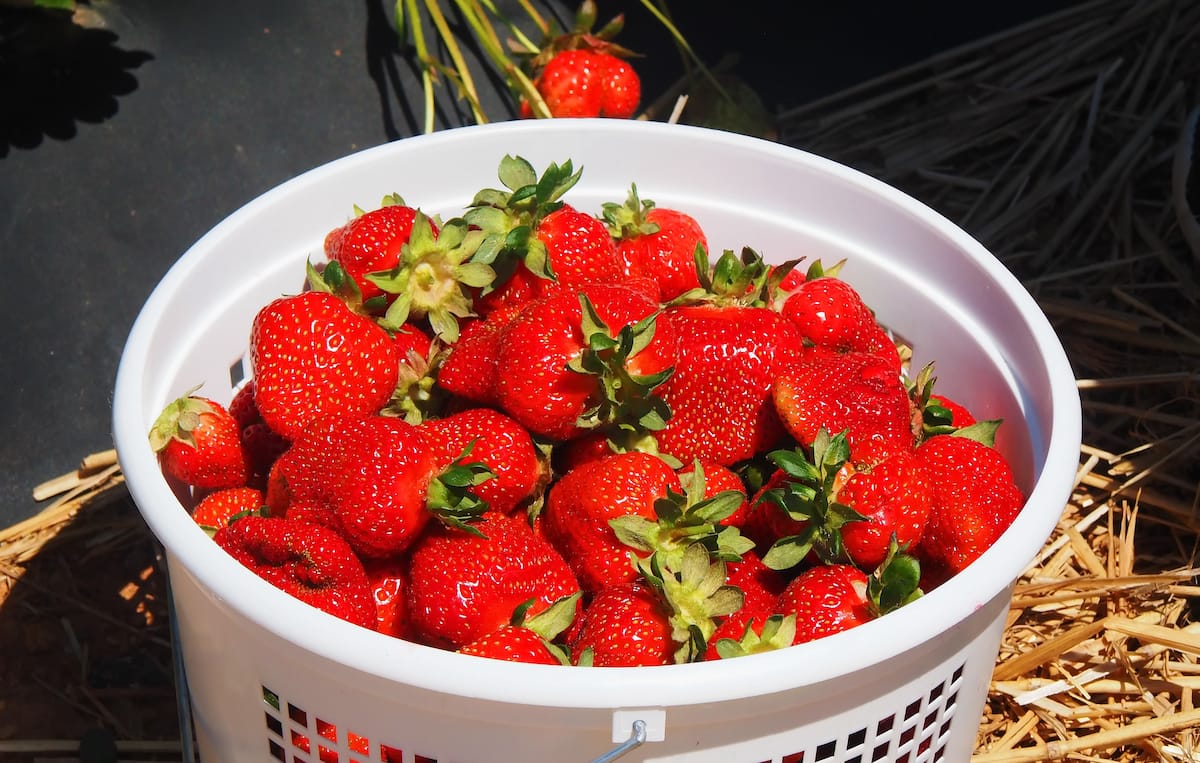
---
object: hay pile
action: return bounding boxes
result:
[779,0,1200,757]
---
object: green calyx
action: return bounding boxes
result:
[505,593,581,666]
[425,440,496,537]
[673,246,801,309]
[148,386,210,452]
[464,155,581,284]
[713,613,798,660]
[381,341,446,425]
[907,362,1002,445]
[365,212,493,343]
[636,544,744,664]
[868,538,923,616]
[600,184,661,241]
[306,259,377,315]
[568,293,675,448]
[610,461,753,567]
[759,429,868,570]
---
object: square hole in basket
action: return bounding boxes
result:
[266,713,283,738]
[229,355,249,389]
[288,703,308,726]
[269,739,286,761]
[816,740,838,760]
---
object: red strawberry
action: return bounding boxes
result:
[705,613,795,661]
[191,487,264,532]
[603,185,707,301]
[773,349,919,468]
[494,284,675,442]
[435,305,521,406]
[907,363,985,442]
[542,451,678,592]
[678,461,750,528]
[250,291,400,441]
[228,381,290,481]
[913,433,1024,588]
[457,594,579,665]
[597,52,640,118]
[421,407,545,515]
[779,276,900,370]
[465,158,625,315]
[406,511,581,649]
[834,449,933,570]
[931,394,977,429]
[213,515,376,630]
[778,563,874,644]
[365,559,411,639]
[571,581,674,666]
[149,393,248,489]
[529,49,640,119]
[323,198,424,304]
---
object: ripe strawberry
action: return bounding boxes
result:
[913,433,1025,588]
[191,487,264,533]
[149,393,248,489]
[571,581,674,666]
[250,291,400,440]
[528,49,640,119]
[213,515,376,630]
[421,407,545,515]
[435,305,521,406]
[777,563,873,644]
[705,613,796,661]
[779,276,901,369]
[494,284,675,442]
[458,594,579,665]
[657,301,804,466]
[907,362,986,442]
[542,451,679,592]
[597,52,641,118]
[323,197,425,305]
[678,461,750,528]
[406,511,581,649]
[365,559,411,639]
[931,394,977,429]
[465,158,625,315]
[228,381,290,481]
[834,449,933,570]
[603,185,707,301]
[773,349,919,468]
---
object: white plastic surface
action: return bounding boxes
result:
[112,119,1081,762]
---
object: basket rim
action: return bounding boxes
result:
[112,118,1081,709]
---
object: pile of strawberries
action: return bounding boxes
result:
[150,155,1026,667]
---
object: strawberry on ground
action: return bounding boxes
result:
[406,511,581,650]
[250,291,400,441]
[149,392,249,490]
[213,515,376,630]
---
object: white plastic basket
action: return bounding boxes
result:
[112,120,1080,763]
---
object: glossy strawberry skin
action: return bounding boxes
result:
[777,563,873,644]
[229,381,290,482]
[571,581,673,667]
[213,515,376,630]
[324,204,424,303]
[406,511,581,650]
[773,349,918,468]
[913,434,1025,587]
[435,306,520,406]
[780,277,900,369]
[152,396,249,490]
[617,207,707,302]
[656,305,805,466]
[191,486,264,531]
[250,292,400,441]
[421,407,544,514]
[835,450,933,570]
[458,625,562,665]
[534,49,603,117]
[542,452,678,592]
[494,284,672,441]
[365,559,411,640]
[597,53,641,118]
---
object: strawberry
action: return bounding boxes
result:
[571,581,673,666]
[779,545,922,644]
[406,511,581,649]
[457,594,579,665]
[603,185,707,301]
[912,432,1025,588]
[757,430,932,571]
[421,407,545,515]
[706,613,796,661]
[149,392,248,489]
[494,284,675,442]
[365,559,411,640]
[228,381,290,481]
[465,157,625,315]
[527,49,640,119]
[435,305,521,406]
[678,461,750,528]
[191,487,265,533]
[779,276,901,370]
[323,197,425,305]
[250,291,400,441]
[213,515,376,630]
[655,249,806,466]
[773,349,919,468]
[542,451,679,592]
[365,214,494,342]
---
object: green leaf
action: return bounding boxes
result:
[951,419,1003,447]
[498,155,537,192]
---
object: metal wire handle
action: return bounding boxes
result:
[589,720,648,763]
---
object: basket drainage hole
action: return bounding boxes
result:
[265,713,283,737]
[848,728,867,749]
[816,740,838,760]
[904,699,922,720]
[263,686,281,711]
[288,703,308,725]
[229,356,248,389]
[269,739,285,761]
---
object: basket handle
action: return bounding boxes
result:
[589,720,647,763]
